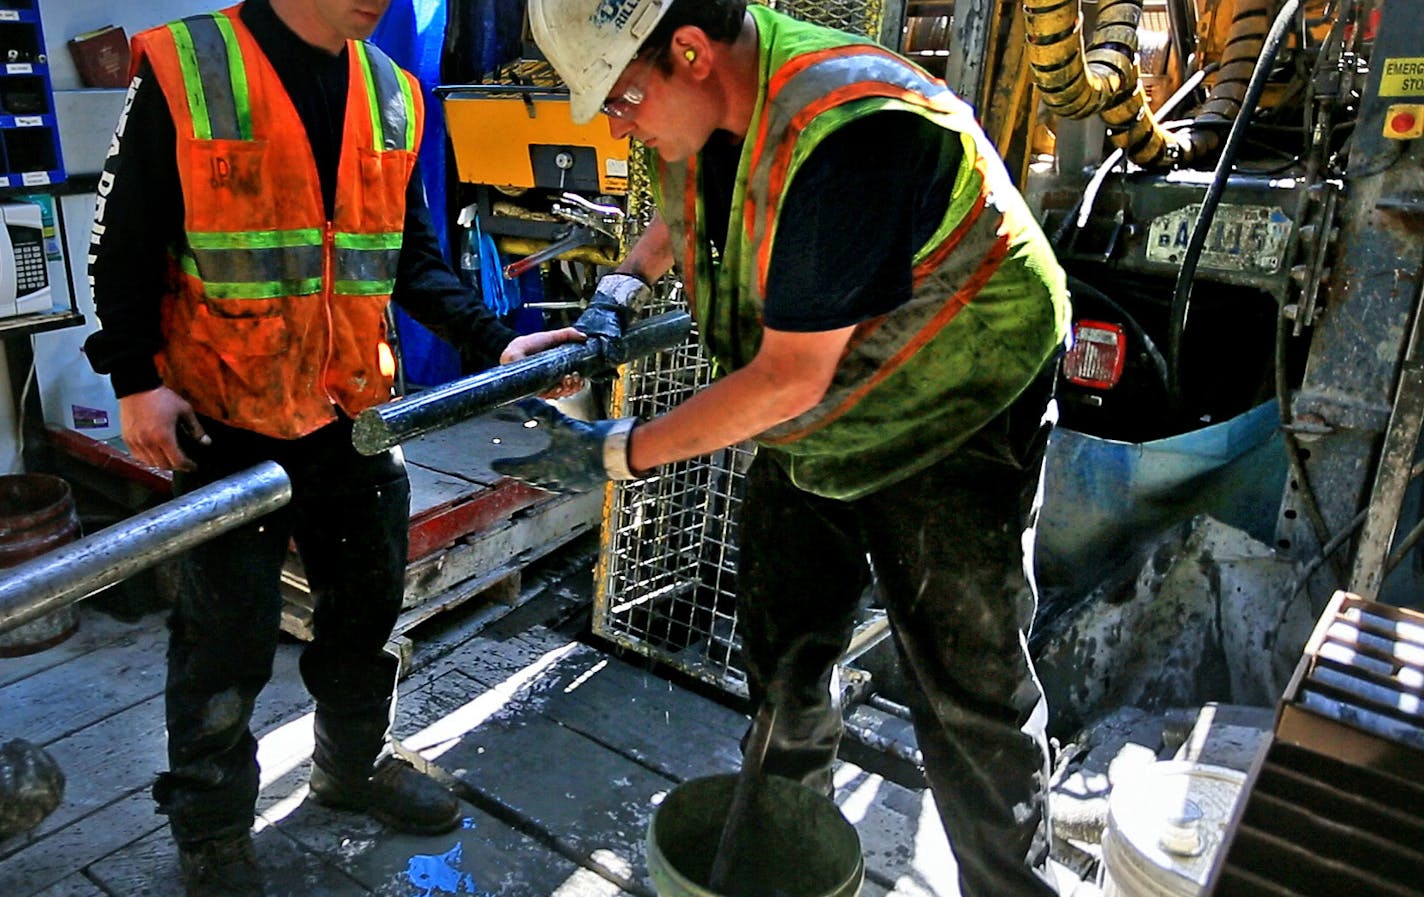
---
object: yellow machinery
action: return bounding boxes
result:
[588,0,1424,757]
[437,62,634,305]
[442,84,631,195]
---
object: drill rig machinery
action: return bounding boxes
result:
[1000,0,1424,628]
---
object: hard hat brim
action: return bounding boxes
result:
[528,0,667,127]
[569,84,605,126]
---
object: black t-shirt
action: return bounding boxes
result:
[698,111,962,332]
[84,0,514,398]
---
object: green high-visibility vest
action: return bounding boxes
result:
[654,5,1069,499]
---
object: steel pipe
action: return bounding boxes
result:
[0,461,292,635]
[352,311,693,455]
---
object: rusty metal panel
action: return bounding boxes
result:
[1349,350,1424,599]
[943,0,993,105]
[1275,0,1424,599]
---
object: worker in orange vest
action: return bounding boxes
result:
[83,2,581,896]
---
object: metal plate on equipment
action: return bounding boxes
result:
[1146,204,1292,274]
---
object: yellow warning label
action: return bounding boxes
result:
[1381,57,1424,96]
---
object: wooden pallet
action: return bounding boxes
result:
[279,411,603,642]
[279,488,600,642]
[46,411,601,648]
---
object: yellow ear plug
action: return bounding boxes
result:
[684,49,696,62]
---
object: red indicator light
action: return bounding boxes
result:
[1064,320,1127,390]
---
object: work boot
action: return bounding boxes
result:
[309,755,461,835]
[177,832,264,897]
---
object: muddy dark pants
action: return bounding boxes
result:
[154,415,409,846]
[737,379,1058,897]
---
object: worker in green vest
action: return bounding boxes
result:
[498,2,1070,894]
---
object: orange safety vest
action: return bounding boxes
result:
[132,4,423,439]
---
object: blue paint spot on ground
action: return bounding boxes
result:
[405,841,485,897]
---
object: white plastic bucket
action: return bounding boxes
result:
[1101,761,1247,897]
[647,774,864,897]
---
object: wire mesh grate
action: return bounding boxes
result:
[593,268,757,695]
[772,0,886,40]
[591,0,892,698]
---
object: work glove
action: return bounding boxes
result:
[490,399,642,494]
[573,273,651,360]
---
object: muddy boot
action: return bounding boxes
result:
[309,755,460,835]
[177,833,264,897]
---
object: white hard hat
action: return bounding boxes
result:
[529,0,672,124]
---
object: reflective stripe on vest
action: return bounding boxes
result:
[333,230,403,295]
[353,41,417,153]
[745,47,985,295]
[340,44,409,295]
[167,13,252,140]
[181,230,402,300]
[165,24,411,301]
[180,229,323,299]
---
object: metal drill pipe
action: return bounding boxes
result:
[0,462,292,636]
[352,311,693,455]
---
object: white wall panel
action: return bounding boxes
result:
[40,0,215,91]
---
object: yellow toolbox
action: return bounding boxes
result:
[440,84,631,195]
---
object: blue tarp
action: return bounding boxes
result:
[1038,400,1288,595]
[373,0,463,388]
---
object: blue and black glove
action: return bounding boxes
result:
[573,273,651,361]
[490,399,642,494]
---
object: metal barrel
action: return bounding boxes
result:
[0,461,293,636]
[352,311,693,455]
[0,474,81,654]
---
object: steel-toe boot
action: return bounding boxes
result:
[177,832,264,897]
[309,755,461,835]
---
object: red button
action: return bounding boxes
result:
[1391,111,1418,135]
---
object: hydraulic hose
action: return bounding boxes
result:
[1025,0,1277,167]
[1177,0,1278,162]
[1167,0,1301,408]
[1025,0,1167,159]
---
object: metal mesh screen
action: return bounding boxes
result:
[772,0,886,39]
[591,144,757,695]
[591,0,892,697]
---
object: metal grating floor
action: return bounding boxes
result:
[1205,592,1424,897]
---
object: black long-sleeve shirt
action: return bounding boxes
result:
[697,113,958,332]
[84,0,515,399]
